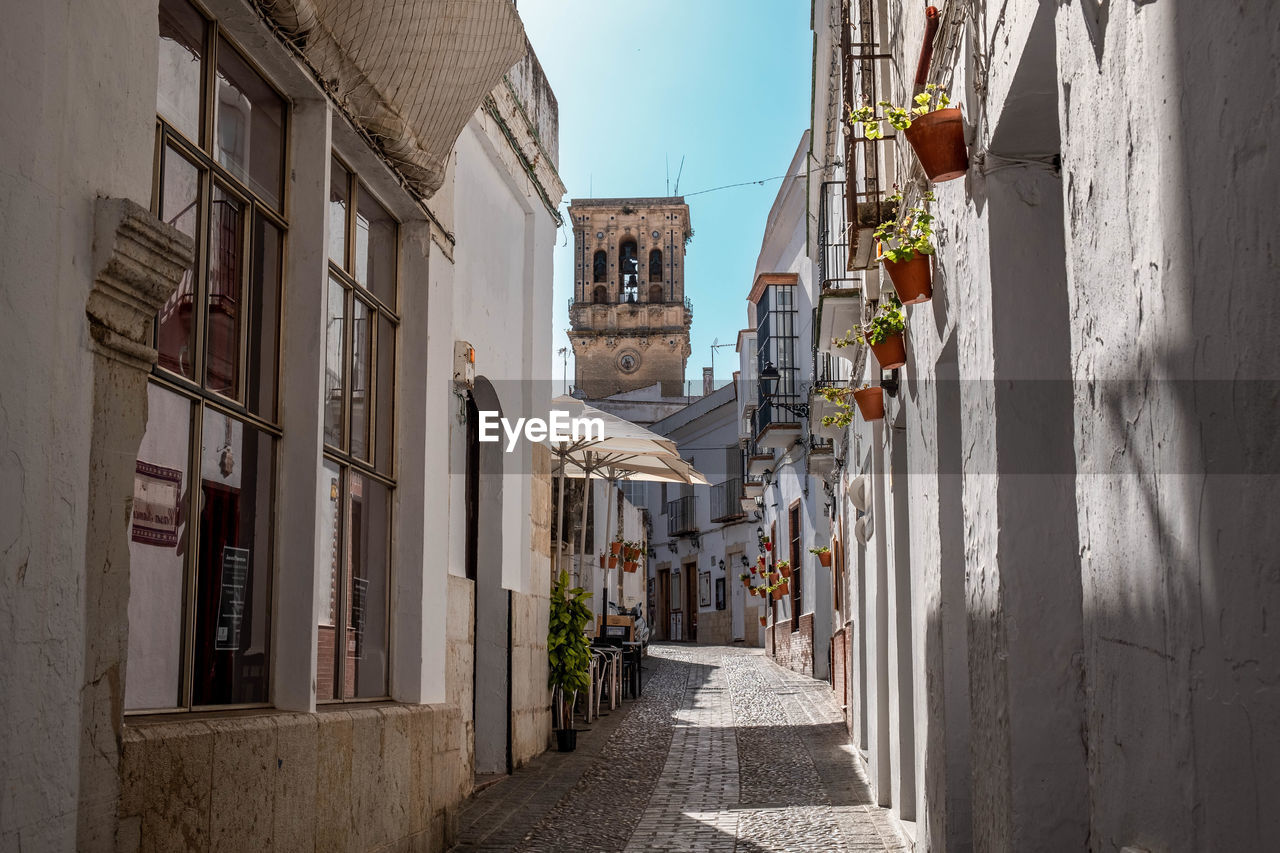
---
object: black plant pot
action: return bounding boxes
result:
[555,728,577,752]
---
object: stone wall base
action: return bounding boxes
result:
[119,702,469,852]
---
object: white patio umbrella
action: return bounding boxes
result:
[544,396,707,609]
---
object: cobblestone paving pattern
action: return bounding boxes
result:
[450,644,905,853]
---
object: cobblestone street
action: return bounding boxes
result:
[452,644,906,853]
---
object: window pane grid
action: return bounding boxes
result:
[130,0,288,714]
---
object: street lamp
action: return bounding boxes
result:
[758,360,810,418]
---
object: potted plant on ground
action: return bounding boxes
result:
[851,84,969,182]
[809,546,832,567]
[837,295,907,369]
[874,189,936,304]
[548,570,592,752]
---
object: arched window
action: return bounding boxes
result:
[593,285,609,304]
[593,250,607,283]
[648,249,663,282]
[619,239,638,302]
[648,284,664,304]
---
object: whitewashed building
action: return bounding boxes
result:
[0,0,563,850]
[798,0,1280,850]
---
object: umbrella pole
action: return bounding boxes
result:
[577,457,593,611]
[555,451,566,579]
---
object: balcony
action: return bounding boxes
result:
[710,478,746,523]
[818,179,896,276]
[754,400,802,451]
[666,495,697,536]
[816,287,863,360]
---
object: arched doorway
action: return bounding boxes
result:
[466,378,510,778]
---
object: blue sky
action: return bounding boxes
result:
[519,1,813,387]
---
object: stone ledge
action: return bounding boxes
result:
[87,197,193,371]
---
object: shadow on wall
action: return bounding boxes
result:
[1069,1,1280,848]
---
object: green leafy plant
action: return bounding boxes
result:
[834,297,906,348]
[808,546,830,555]
[850,84,952,140]
[875,189,936,264]
[548,570,593,729]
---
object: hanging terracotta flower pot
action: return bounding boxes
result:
[869,332,907,370]
[853,387,885,421]
[817,551,832,567]
[764,541,773,552]
[768,571,780,585]
[608,556,618,569]
[771,585,786,601]
[883,254,932,304]
[599,554,606,568]
[624,561,639,573]
[759,615,768,627]
[610,541,622,556]
[777,562,793,579]
[904,107,969,182]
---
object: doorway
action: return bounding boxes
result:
[683,559,698,643]
[657,567,670,641]
[467,380,511,778]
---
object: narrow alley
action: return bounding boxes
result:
[452,645,906,853]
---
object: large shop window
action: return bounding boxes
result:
[127,0,286,712]
[318,156,399,701]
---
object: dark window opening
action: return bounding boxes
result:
[789,502,802,631]
[619,239,638,302]
[593,250,607,283]
[648,248,663,282]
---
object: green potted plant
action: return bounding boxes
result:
[775,559,793,580]
[762,535,773,553]
[837,295,907,369]
[739,572,751,588]
[851,84,968,182]
[759,614,768,627]
[874,190,936,304]
[548,570,592,752]
[809,546,833,567]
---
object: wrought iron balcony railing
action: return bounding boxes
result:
[666,495,697,536]
[710,478,746,524]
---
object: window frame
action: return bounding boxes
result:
[133,0,289,714]
[789,501,803,631]
[319,152,401,704]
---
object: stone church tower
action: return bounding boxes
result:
[567,197,693,398]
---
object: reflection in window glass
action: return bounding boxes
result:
[355,188,397,307]
[316,459,343,700]
[329,159,349,268]
[350,299,372,460]
[157,146,201,380]
[205,185,244,398]
[344,472,389,699]
[215,36,285,209]
[193,410,274,706]
[246,216,282,419]
[375,314,395,475]
[324,278,347,448]
[157,0,204,143]
[126,385,192,711]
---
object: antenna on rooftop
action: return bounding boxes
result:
[673,156,685,196]
[666,154,670,196]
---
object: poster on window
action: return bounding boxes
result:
[215,547,249,650]
[132,461,182,547]
[351,577,369,661]
[699,571,712,608]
